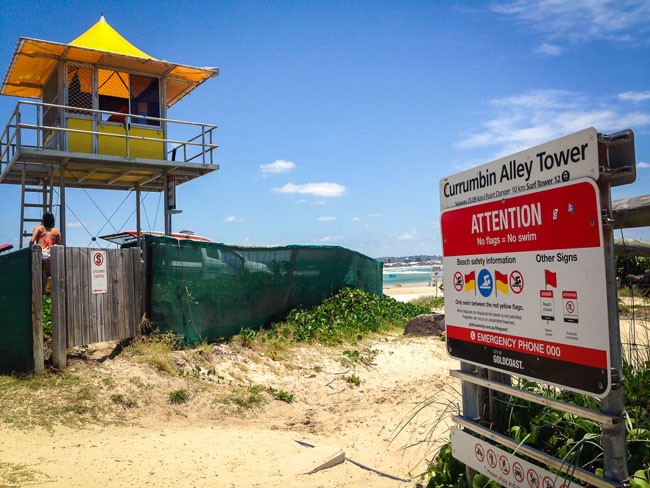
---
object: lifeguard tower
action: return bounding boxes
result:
[0,15,219,247]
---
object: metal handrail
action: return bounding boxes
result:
[16,100,219,130]
[17,122,217,153]
[170,126,218,163]
[0,106,19,172]
[450,369,619,425]
[0,100,219,166]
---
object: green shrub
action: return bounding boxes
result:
[42,295,52,336]
[268,387,294,403]
[269,288,428,345]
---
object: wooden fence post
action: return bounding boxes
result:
[51,245,67,370]
[31,246,44,375]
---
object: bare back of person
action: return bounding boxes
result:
[30,225,62,256]
[30,213,63,286]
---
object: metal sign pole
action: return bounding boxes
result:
[599,147,628,482]
[59,164,66,246]
[135,186,141,249]
[460,361,481,485]
[163,170,171,236]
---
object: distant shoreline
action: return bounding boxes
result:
[383,283,444,302]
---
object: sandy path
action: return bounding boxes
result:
[0,334,460,488]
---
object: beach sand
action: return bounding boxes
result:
[383,283,444,303]
[0,334,460,487]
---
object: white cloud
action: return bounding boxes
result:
[368,213,383,218]
[295,198,327,205]
[351,216,362,222]
[619,91,650,103]
[272,182,347,198]
[456,89,650,157]
[223,215,244,223]
[398,231,417,241]
[535,43,562,56]
[492,1,650,44]
[638,161,650,169]
[318,235,344,243]
[260,159,296,173]
[318,216,336,221]
[66,221,85,228]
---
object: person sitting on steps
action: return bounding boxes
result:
[30,212,62,292]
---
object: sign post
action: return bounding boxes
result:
[164,172,176,236]
[441,127,630,486]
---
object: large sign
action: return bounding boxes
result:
[440,127,599,211]
[451,428,577,487]
[441,178,610,396]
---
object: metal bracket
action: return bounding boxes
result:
[610,368,624,390]
[598,129,636,187]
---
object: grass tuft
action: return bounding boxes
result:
[126,331,184,375]
[168,388,190,405]
[217,384,267,413]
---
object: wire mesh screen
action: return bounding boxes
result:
[617,255,650,370]
[43,70,61,149]
[620,292,650,369]
[145,235,383,343]
[67,65,92,113]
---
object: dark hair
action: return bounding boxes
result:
[42,212,55,228]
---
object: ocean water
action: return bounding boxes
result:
[383,265,442,287]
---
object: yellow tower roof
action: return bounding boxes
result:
[69,14,154,59]
[1,15,218,106]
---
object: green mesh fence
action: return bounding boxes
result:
[145,235,383,343]
[0,248,34,373]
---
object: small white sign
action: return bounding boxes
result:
[167,174,176,210]
[562,290,579,323]
[91,250,108,294]
[451,427,578,487]
[540,290,555,321]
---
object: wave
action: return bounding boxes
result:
[383,266,441,276]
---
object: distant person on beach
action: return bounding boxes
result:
[30,212,62,287]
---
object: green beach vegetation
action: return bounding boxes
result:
[251,287,433,346]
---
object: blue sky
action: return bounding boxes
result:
[0,1,649,258]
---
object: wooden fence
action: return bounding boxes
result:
[51,246,142,369]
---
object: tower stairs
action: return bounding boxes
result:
[19,169,54,249]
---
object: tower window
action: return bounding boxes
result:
[97,69,160,126]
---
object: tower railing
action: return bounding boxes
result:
[0,100,219,178]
